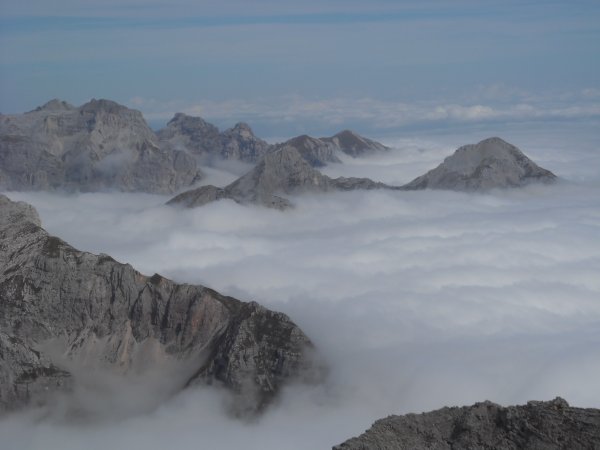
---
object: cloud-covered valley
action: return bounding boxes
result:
[2,136,599,449]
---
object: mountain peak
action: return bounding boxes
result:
[33,99,75,112]
[321,130,388,157]
[403,137,557,191]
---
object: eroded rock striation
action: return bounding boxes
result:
[157,113,271,164]
[402,137,556,191]
[334,397,600,450]
[0,194,317,414]
[0,99,202,194]
[167,145,389,209]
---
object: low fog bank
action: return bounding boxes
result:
[2,135,599,449]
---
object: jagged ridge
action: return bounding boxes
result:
[334,397,600,449]
[0,194,318,415]
[0,99,202,193]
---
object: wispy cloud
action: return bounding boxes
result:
[130,89,600,133]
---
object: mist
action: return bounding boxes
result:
[2,134,599,449]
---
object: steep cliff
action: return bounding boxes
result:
[0,194,317,415]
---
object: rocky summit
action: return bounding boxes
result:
[321,130,389,158]
[273,131,389,167]
[0,99,202,194]
[334,397,600,450]
[167,145,389,210]
[157,113,271,164]
[0,194,317,415]
[402,137,556,191]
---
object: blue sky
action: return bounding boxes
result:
[1,0,599,136]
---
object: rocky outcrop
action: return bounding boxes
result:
[157,115,387,167]
[0,194,317,415]
[334,398,600,450]
[272,131,388,167]
[321,130,389,158]
[157,113,271,164]
[0,99,202,194]
[167,145,389,210]
[402,137,556,191]
[273,135,342,167]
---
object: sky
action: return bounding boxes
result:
[1,133,599,449]
[1,0,599,136]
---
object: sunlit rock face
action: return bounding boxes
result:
[403,137,557,191]
[167,145,389,210]
[0,194,318,416]
[335,398,600,450]
[0,99,202,194]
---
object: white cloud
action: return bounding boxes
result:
[1,134,600,449]
[130,92,600,134]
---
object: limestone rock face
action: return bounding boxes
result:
[321,130,389,158]
[334,398,600,450]
[157,114,271,164]
[167,146,389,210]
[402,137,556,191]
[0,99,202,193]
[274,135,342,167]
[0,194,316,414]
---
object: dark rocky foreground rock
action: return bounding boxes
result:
[334,397,600,450]
[167,145,390,210]
[157,113,272,164]
[402,137,556,191]
[0,99,202,194]
[0,194,318,415]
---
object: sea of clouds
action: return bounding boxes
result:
[1,132,599,449]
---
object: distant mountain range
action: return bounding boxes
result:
[169,136,557,209]
[167,144,387,210]
[0,99,389,193]
[1,99,557,207]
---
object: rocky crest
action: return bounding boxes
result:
[0,99,202,194]
[167,145,389,210]
[157,113,271,164]
[273,131,389,167]
[334,398,600,450]
[273,135,342,167]
[402,137,556,191]
[321,130,389,158]
[0,194,317,415]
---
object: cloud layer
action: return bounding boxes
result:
[1,135,599,449]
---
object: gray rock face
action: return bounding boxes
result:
[273,131,388,167]
[273,135,342,167]
[321,130,389,158]
[0,194,317,415]
[167,145,389,210]
[402,137,556,191]
[157,113,271,164]
[334,398,600,450]
[0,99,202,194]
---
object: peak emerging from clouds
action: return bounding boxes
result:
[402,137,557,191]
